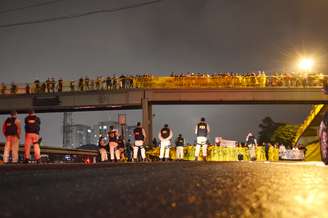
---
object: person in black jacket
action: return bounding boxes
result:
[24,110,41,163]
[2,111,21,163]
[195,117,210,161]
[175,134,185,161]
[133,122,146,162]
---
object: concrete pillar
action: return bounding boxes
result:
[142,98,152,145]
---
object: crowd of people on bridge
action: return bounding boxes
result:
[0,72,326,95]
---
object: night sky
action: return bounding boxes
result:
[0,0,327,146]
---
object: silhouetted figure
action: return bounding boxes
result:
[70,80,75,91]
[58,79,63,92]
[85,77,90,90]
[10,83,17,94]
[1,83,7,94]
[34,80,40,93]
[78,78,84,91]
[25,84,31,94]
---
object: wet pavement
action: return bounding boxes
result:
[0,161,327,218]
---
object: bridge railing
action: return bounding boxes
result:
[0,74,326,96]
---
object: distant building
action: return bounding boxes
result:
[92,121,119,143]
[64,124,93,148]
[126,125,137,141]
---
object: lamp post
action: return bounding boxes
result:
[298,57,315,73]
[118,113,126,141]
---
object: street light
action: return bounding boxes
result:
[298,57,315,72]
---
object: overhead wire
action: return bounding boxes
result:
[0,0,162,28]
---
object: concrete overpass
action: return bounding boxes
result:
[1,88,327,144]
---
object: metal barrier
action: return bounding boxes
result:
[0,143,98,163]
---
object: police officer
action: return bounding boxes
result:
[158,124,173,161]
[24,110,41,163]
[116,136,125,161]
[175,134,185,161]
[108,125,119,161]
[195,117,210,161]
[133,122,146,162]
[246,132,257,161]
[98,136,108,162]
[2,111,21,163]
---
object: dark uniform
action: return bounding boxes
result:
[175,135,185,160]
[108,128,118,161]
[24,113,41,162]
[158,125,173,160]
[133,126,146,161]
[195,119,210,161]
[2,115,21,163]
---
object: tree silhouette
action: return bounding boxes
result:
[258,117,283,144]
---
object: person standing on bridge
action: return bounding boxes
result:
[133,122,146,162]
[159,124,173,161]
[108,125,119,162]
[195,117,210,161]
[2,111,21,163]
[319,111,328,165]
[24,110,41,163]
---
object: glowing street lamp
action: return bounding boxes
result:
[298,57,315,72]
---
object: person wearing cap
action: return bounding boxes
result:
[2,111,21,163]
[158,124,173,161]
[175,134,185,161]
[108,125,119,162]
[98,136,108,162]
[195,117,210,161]
[133,122,146,162]
[24,110,41,163]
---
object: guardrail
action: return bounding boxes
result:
[0,143,98,158]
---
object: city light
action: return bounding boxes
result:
[298,57,315,72]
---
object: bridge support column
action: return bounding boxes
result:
[142,98,152,145]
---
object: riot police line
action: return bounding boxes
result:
[3,111,322,164]
[0,111,273,164]
[96,118,211,162]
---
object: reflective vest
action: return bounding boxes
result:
[175,137,184,147]
[160,127,170,139]
[25,115,40,134]
[4,117,18,136]
[197,122,208,137]
[134,127,144,141]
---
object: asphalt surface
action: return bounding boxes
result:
[0,161,327,218]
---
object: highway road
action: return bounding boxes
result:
[0,161,327,218]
